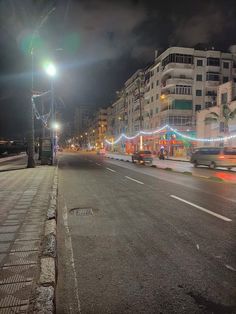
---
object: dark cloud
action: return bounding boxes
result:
[0,0,236,138]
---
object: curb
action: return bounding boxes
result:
[33,166,58,313]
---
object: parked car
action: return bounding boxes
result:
[132,150,153,165]
[190,147,236,170]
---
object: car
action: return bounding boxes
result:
[190,147,236,170]
[132,150,153,165]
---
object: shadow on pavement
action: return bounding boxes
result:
[0,166,27,173]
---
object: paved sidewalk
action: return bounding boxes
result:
[0,162,55,313]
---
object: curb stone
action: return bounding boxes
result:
[33,166,58,313]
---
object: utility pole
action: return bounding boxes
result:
[137,77,143,150]
[27,48,36,168]
[27,7,55,168]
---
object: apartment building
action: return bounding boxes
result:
[141,47,236,155]
[124,69,145,136]
[196,81,236,147]
[86,108,107,149]
[106,46,236,156]
[73,106,91,137]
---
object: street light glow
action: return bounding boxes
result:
[52,122,60,130]
[45,63,56,77]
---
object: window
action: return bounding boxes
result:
[162,53,193,67]
[223,76,229,83]
[223,61,229,69]
[221,92,227,104]
[175,85,192,95]
[156,108,159,113]
[151,96,153,102]
[195,104,201,111]
[156,80,159,86]
[163,116,192,126]
[196,90,202,96]
[196,74,202,81]
[206,72,220,81]
[156,94,159,100]
[151,82,154,89]
[207,57,220,66]
[156,66,159,73]
[150,109,153,117]
[234,78,236,83]
[206,90,217,96]
[197,59,203,66]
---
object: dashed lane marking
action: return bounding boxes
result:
[125,176,144,185]
[106,167,116,173]
[170,195,232,222]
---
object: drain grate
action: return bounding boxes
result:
[70,208,93,216]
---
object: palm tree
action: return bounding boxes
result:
[205,104,236,136]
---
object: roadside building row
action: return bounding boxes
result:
[106,46,236,157]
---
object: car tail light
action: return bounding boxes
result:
[140,154,144,157]
[219,155,225,159]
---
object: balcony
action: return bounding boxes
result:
[161,77,193,90]
[206,65,220,72]
[162,63,194,76]
[205,80,220,87]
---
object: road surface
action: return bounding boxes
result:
[56,152,236,314]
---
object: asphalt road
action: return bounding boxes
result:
[56,152,236,314]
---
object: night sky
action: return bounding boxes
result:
[0,0,236,138]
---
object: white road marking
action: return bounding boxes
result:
[196,244,200,250]
[125,176,144,185]
[196,175,210,179]
[62,202,81,313]
[95,163,101,166]
[170,195,232,222]
[225,264,236,272]
[106,167,116,173]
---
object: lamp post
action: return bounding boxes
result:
[52,122,60,158]
[45,63,56,164]
[27,7,56,168]
[136,78,143,150]
[160,94,172,156]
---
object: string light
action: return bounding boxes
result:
[105,124,236,145]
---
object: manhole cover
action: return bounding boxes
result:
[70,208,93,216]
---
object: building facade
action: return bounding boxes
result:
[196,81,236,148]
[85,108,107,149]
[106,46,236,156]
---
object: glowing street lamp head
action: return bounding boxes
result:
[45,63,56,77]
[52,122,60,130]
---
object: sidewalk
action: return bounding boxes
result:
[0,161,56,313]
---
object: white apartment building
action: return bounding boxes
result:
[142,47,236,155]
[145,47,236,131]
[106,46,236,156]
[124,69,145,136]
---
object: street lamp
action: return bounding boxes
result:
[45,62,56,164]
[52,122,60,157]
[27,7,56,168]
[160,94,173,156]
[45,63,56,77]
